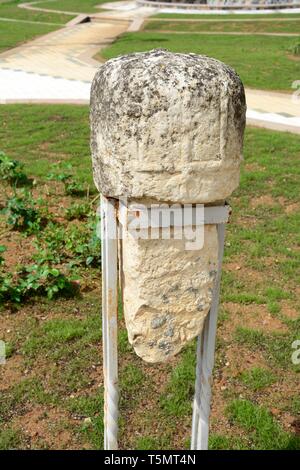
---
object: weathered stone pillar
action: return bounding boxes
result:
[91,49,246,363]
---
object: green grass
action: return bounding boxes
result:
[226,129,300,272]
[64,388,105,449]
[240,367,276,391]
[120,364,144,395]
[289,397,300,414]
[234,326,266,347]
[0,0,73,53]
[225,212,300,261]
[4,341,14,358]
[227,399,300,449]
[0,105,299,450]
[220,272,296,312]
[265,287,291,302]
[101,32,300,91]
[0,18,60,53]
[0,377,58,423]
[23,315,101,358]
[0,105,92,184]
[0,0,71,23]
[67,390,103,417]
[134,436,170,450]
[0,427,23,450]
[209,434,247,450]
[80,416,104,449]
[67,390,104,448]
[145,19,300,34]
[234,326,300,370]
[160,344,195,417]
[35,0,117,13]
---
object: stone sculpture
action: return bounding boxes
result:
[91,49,246,363]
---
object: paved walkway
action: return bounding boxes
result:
[0,9,131,103]
[0,1,299,134]
[0,21,128,82]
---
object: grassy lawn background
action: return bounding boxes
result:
[1,0,299,94]
[0,104,299,450]
[145,18,300,33]
[0,21,60,53]
[32,0,117,13]
[100,32,300,91]
[0,0,72,22]
[0,0,72,53]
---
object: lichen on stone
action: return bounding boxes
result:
[90,49,246,363]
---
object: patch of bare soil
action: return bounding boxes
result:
[235,214,258,227]
[285,202,300,214]
[211,342,299,440]
[224,259,265,283]
[223,345,268,380]
[287,54,300,62]
[292,419,300,435]
[12,405,82,450]
[276,196,300,215]
[221,302,289,337]
[1,233,36,269]
[281,301,299,320]
[210,382,247,442]
[85,361,103,392]
[210,347,262,442]
[250,195,300,215]
[0,354,25,392]
[250,195,277,208]
[243,163,264,172]
[259,389,300,437]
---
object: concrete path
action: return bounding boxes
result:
[0,1,299,134]
[0,16,130,103]
[0,2,152,104]
[0,21,128,82]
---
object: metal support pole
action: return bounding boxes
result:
[101,198,228,450]
[191,223,226,450]
[101,196,119,450]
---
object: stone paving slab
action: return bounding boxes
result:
[246,89,300,117]
[0,68,90,103]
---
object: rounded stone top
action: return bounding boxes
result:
[90,49,246,203]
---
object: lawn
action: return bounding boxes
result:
[0,104,299,450]
[0,0,72,23]
[100,32,300,92]
[0,0,72,53]
[32,0,117,13]
[145,19,300,34]
[0,21,60,53]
